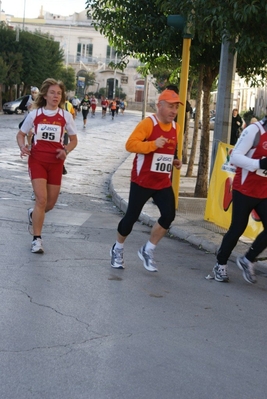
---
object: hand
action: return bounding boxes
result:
[20,144,31,158]
[259,157,267,170]
[155,137,168,148]
[173,159,182,170]
[56,148,67,160]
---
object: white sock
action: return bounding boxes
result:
[145,241,156,252]
[115,241,124,250]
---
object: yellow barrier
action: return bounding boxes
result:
[204,142,263,240]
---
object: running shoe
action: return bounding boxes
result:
[213,263,229,282]
[236,256,256,284]
[110,244,125,269]
[138,245,158,272]
[31,238,44,254]
[28,208,34,235]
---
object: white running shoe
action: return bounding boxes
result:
[110,244,125,269]
[236,256,256,284]
[31,238,44,254]
[213,263,229,282]
[28,208,34,235]
[138,245,158,272]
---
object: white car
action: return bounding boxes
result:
[198,117,215,130]
[209,116,215,130]
[3,96,27,114]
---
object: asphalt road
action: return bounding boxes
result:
[0,110,266,399]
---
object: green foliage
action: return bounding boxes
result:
[86,0,267,85]
[17,29,64,90]
[0,56,8,82]
[81,71,96,90]
[193,0,267,84]
[116,87,126,99]
[87,0,183,69]
[98,86,126,99]
[59,66,76,92]
[85,0,267,197]
[137,57,182,93]
[0,24,65,97]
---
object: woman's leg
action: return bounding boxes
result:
[31,181,60,236]
[217,190,257,264]
[29,158,63,237]
[246,198,267,262]
[31,178,47,236]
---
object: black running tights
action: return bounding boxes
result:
[217,190,267,264]
[118,182,175,237]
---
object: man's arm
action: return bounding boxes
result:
[125,118,157,154]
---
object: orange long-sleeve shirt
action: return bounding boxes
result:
[125,115,180,154]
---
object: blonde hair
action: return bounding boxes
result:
[35,78,66,109]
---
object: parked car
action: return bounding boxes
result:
[198,117,215,130]
[3,96,28,114]
[209,116,215,130]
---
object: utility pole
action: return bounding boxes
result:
[141,75,148,120]
[210,37,237,175]
[113,52,117,98]
[22,0,26,30]
[167,14,194,209]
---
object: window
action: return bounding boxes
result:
[106,46,116,62]
[77,43,93,62]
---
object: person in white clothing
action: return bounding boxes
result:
[213,116,267,284]
[72,96,80,117]
[16,78,78,254]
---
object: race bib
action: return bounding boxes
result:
[150,153,174,174]
[82,105,88,110]
[36,124,61,142]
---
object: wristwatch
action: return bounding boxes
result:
[64,148,69,155]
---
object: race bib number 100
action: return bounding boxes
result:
[150,153,174,174]
[36,124,61,142]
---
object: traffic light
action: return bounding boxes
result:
[167,15,193,38]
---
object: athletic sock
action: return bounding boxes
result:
[145,241,156,252]
[115,241,124,250]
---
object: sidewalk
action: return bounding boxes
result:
[110,153,267,271]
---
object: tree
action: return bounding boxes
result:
[59,66,76,92]
[87,0,267,198]
[0,56,8,110]
[87,0,183,68]
[76,71,96,96]
[87,0,221,197]
[17,29,65,91]
[0,24,65,97]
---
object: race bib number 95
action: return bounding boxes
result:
[36,124,61,142]
[150,153,174,173]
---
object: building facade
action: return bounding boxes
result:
[6,7,158,106]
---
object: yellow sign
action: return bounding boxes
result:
[204,142,263,240]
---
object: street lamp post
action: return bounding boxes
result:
[22,0,26,30]
[167,14,193,209]
[113,52,117,98]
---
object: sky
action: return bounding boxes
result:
[1,0,88,18]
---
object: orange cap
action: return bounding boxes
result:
[158,89,184,105]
